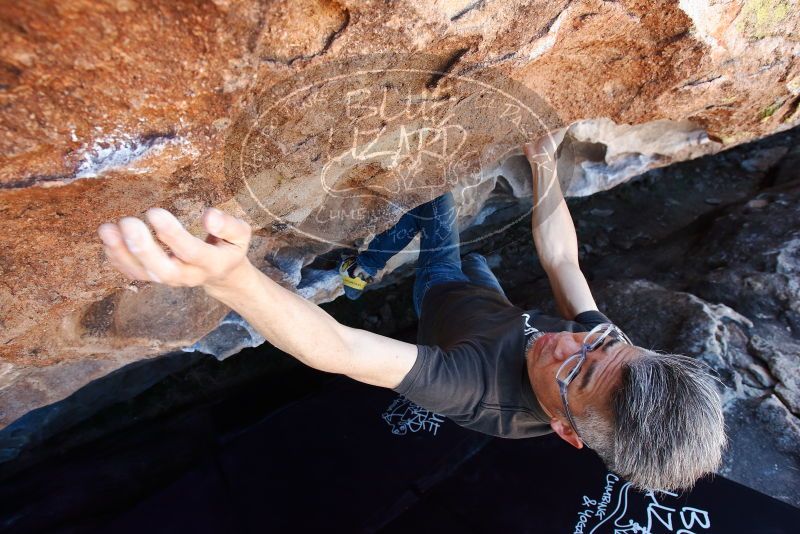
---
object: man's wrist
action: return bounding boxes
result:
[202,260,260,302]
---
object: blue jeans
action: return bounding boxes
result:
[356,192,506,316]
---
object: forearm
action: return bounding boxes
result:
[99,205,415,385]
[530,158,580,269]
[203,261,353,373]
[527,141,598,319]
[543,260,596,319]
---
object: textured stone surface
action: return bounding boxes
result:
[1,1,799,428]
[589,280,800,507]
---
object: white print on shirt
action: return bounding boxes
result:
[382,396,445,436]
[522,313,544,348]
[572,473,712,534]
[522,313,537,336]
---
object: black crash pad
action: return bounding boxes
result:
[106,376,800,533]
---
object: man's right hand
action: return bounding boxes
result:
[97,207,253,294]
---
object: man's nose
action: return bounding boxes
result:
[551,333,583,361]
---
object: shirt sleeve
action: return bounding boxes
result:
[393,344,486,420]
[573,309,613,330]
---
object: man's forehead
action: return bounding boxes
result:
[578,338,634,393]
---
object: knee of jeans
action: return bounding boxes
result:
[463,252,486,264]
[416,263,464,277]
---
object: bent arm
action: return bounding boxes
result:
[525,139,598,319]
[98,207,416,389]
[206,263,417,388]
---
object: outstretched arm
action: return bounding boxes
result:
[98,207,417,388]
[523,137,599,320]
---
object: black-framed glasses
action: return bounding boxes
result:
[555,323,632,443]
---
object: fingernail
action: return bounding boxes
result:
[145,269,161,283]
[147,208,170,228]
[98,225,119,246]
[207,208,223,233]
[122,222,143,252]
[124,237,140,253]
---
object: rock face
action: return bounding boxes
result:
[1,1,799,431]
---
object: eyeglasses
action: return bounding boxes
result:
[555,323,632,444]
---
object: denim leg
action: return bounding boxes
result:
[356,209,420,277]
[412,192,469,316]
[461,253,507,298]
[412,192,464,269]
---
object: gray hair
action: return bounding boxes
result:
[577,350,727,493]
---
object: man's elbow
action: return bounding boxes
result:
[540,254,580,275]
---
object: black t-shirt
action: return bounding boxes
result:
[393,282,613,439]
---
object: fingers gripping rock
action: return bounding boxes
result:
[202,207,251,249]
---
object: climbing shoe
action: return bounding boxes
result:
[339,255,373,300]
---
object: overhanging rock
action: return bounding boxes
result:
[1,0,799,431]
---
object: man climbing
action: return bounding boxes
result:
[98,137,726,493]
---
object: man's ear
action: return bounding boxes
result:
[550,417,584,449]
